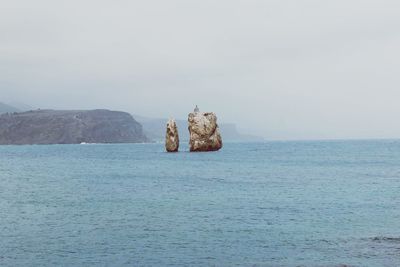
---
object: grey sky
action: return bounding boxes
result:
[1,0,400,139]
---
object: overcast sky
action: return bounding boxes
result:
[1,0,400,139]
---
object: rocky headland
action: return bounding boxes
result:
[0,109,148,145]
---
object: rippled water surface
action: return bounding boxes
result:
[1,141,400,266]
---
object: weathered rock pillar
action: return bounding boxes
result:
[188,112,222,152]
[165,119,179,152]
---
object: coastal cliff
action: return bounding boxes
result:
[0,109,148,145]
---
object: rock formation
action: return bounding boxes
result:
[137,117,263,142]
[188,112,222,152]
[165,119,179,152]
[0,109,148,145]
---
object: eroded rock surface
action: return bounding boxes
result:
[188,112,222,152]
[165,119,179,152]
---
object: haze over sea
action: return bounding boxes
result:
[1,141,400,266]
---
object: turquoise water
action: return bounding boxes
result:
[1,141,400,266]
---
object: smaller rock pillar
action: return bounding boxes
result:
[165,119,179,152]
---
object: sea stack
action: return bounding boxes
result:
[188,108,222,152]
[165,119,179,152]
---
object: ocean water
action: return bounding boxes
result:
[1,141,400,267]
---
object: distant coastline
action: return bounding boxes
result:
[0,102,263,145]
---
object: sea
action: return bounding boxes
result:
[1,141,400,267]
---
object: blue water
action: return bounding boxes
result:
[1,141,400,266]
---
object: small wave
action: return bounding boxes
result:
[371,236,400,242]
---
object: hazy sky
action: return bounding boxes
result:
[1,0,400,139]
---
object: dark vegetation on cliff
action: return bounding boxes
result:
[0,109,148,145]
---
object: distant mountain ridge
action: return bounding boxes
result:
[0,102,20,113]
[134,115,263,142]
[0,109,148,145]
